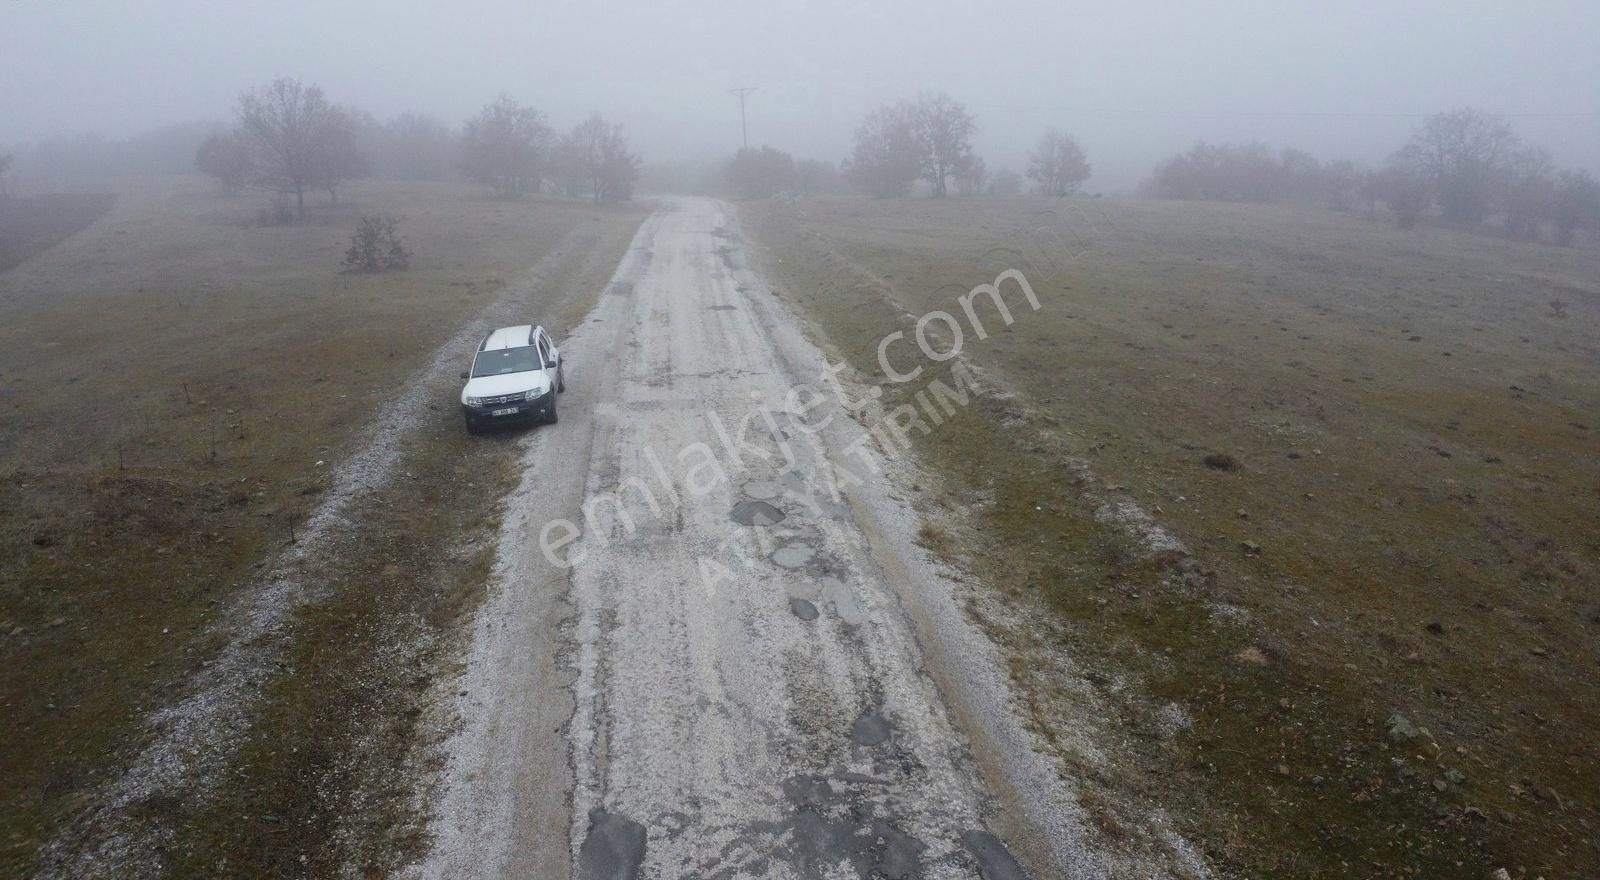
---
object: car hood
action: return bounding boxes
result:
[462,371,551,401]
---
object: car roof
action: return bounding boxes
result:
[479,325,544,352]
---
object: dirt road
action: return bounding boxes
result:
[419,199,1108,880]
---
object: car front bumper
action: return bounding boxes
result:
[462,392,552,425]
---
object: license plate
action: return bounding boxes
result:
[491,407,518,416]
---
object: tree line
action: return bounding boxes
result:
[195,77,641,217]
[1144,108,1600,245]
[716,93,1087,201]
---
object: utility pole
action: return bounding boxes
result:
[729,87,756,151]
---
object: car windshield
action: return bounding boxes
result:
[471,346,542,378]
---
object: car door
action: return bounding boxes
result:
[540,329,559,368]
[535,333,553,378]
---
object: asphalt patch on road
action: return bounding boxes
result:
[742,479,782,500]
[770,543,815,568]
[789,598,819,621]
[852,711,893,746]
[716,774,928,880]
[730,499,785,526]
[577,808,647,880]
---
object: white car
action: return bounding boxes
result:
[459,324,565,434]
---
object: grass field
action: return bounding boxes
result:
[0,176,645,874]
[743,195,1600,878]
[0,193,119,272]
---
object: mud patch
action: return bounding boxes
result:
[730,499,785,526]
[788,598,819,621]
[852,711,892,746]
[960,829,1030,880]
[577,808,647,880]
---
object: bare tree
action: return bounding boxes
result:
[988,167,1023,196]
[846,101,922,198]
[1400,107,1519,225]
[915,93,975,197]
[237,77,366,217]
[795,158,844,195]
[1502,146,1556,240]
[459,96,552,196]
[1378,157,1432,228]
[954,154,988,196]
[1550,170,1600,246]
[1027,129,1091,196]
[381,113,456,180]
[558,116,640,204]
[727,146,796,200]
[310,107,367,204]
[194,130,254,195]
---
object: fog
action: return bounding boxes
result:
[4,0,1597,189]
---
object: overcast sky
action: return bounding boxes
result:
[4,0,1597,188]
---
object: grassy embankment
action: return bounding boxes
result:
[1,176,645,875]
[743,195,1600,878]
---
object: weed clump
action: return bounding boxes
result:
[1202,452,1240,471]
[341,215,411,273]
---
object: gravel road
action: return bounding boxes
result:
[419,198,1107,880]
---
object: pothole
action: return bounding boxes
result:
[730,499,785,526]
[771,544,815,568]
[788,598,819,621]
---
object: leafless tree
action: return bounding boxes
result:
[310,107,367,204]
[846,101,922,198]
[915,93,975,197]
[1502,146,1556,240]
[237,77,366,217]
[1027,129,1091,196]
[194,130,255,195]
[459,96,552,196]
[381,113,456,180]
[727,146,796,200]
[1550,170,1600,245]
[795,159,844,195]
[954,154,988,196]
[556,116,640,204]
[1400,107,1519,225]
[988,167,1023,196]
[1378,157,1432,228]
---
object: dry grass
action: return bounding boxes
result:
[0,193,118,271]
[742,194,1600,878]
[0,176,645,873]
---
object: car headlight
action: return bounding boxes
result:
[525,388,545,401]
[464,395,483,406]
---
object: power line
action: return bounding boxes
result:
[729,87,757,150]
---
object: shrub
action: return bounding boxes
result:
[341,215,411,272]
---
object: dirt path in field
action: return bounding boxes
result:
[417,198,1113,880]
[33,224,611,880]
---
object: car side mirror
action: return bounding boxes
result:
[459,371,470,380]
[544,359,558,369]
